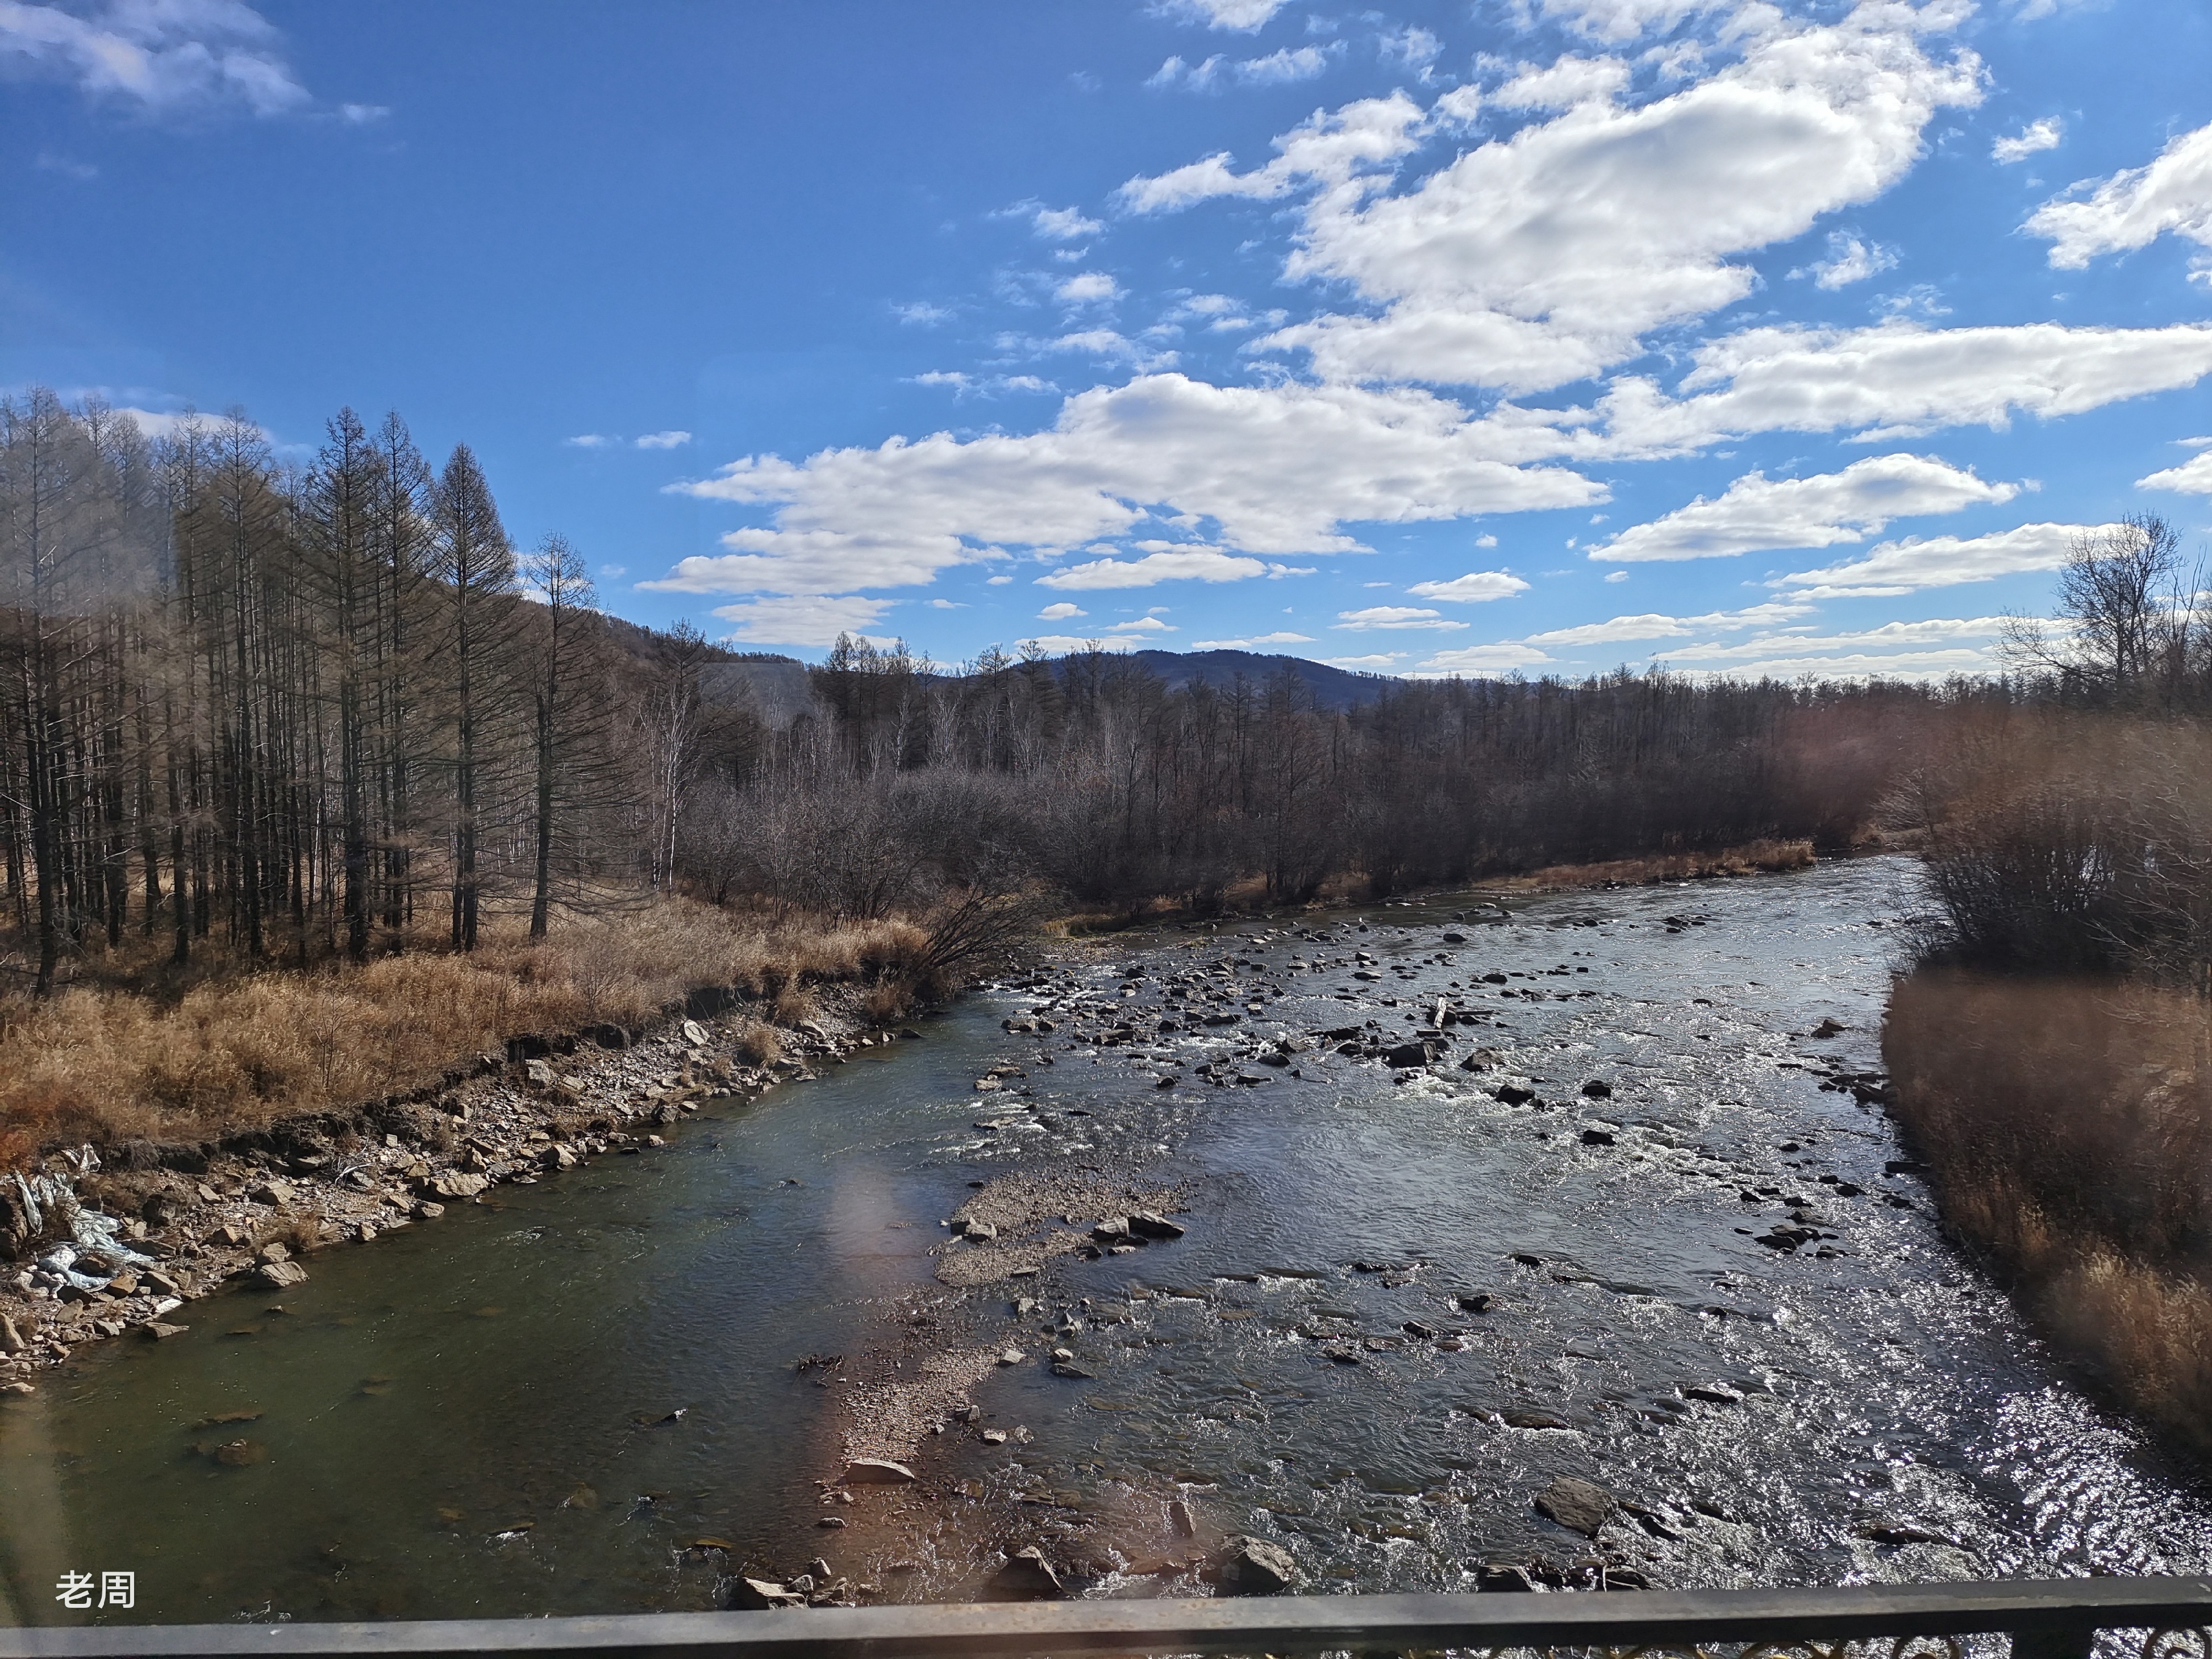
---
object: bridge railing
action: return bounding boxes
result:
[7,1577,2212,1659]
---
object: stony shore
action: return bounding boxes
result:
[0,989,900,1391]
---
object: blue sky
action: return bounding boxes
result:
[5,0,2211,679]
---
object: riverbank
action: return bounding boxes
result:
[1884,969,2212,1458]
[0,978,908,1393]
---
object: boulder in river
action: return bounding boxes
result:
[255,1260,308,1290]
[1477,1562,1538,1593]
[721,1577,805,1610]
[842,1458,916,1484]
[1214,1535,1299,1596]
[1581,1128,1615,1147]
[1535,1475,1617,1537]
[1581,1079,1613,1098]
[1128,1211,1185,1240]
[989,1546,1065,1599]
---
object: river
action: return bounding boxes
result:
[6,855,2211,1627]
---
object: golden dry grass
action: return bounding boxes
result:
[1512,837,1818,891]
[0,899,928,1165]
[1886,969,2212,1452]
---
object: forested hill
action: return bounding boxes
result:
[1118,649,1390,710]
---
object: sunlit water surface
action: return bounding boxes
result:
[6,857,2209,1625]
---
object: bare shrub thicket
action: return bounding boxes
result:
[1886,971,2212,1449]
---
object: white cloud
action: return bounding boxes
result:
[1474,532,1498,548]
[1795,231,1899,290]
[1211,8,1984,393]
[1337,606,1468,631]
[1020,632,1138,655]
[1594,453,2017,562]
[1405,570,1531,602]
[1038,548,1269,589]
[1192,631,1317,647]
[713,594,895,647]
[2027,118,2212,274]
[1490,55,1631,112]
[1588,320,2212,452]
[893,301,954,326]
[986,575,1014,585]
[1655,616,2009,680]
[337,101,386,124]
[660,373,1599,597]
[2140,448,2212,496]
[1056,272,1123,305]
[1030,203,1102,240]
[1038,602,1086,620]
[1326,652,1408,669]
[1153,44,1339,89]
[1536,0,1729,44]
[1151,0,1289,31]
[0,0,309,115]
[565,433,614,449]
[1378,27,1440,78]
[1116,91,1426,212]
[1992,117,2062,164]
[635,430,692,450]
[1412,642,1555,674]
[1522,601,1814,645]
[1109,615,1177,632]
[1605,569,1629,582]
[1771,521,2117,597]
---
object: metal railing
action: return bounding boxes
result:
[7,1577,2212,1659]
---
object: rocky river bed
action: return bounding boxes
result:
[7,856,2212,1626]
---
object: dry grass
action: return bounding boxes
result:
[1512,837,1817,891]
[0,898,926,1165]
[1886,969,2212,1451]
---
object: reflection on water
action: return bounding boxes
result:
[5,857,2209,1625]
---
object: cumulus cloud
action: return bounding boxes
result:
[1521,600,1814,645]
[1192,631,1317,648]
[1337,606,1468,631]
[1109,615,1177,631]
[1585,321,2212,452]
[1993,116,2062,164]
[657,373,1599,598]
[1160,7,1991,393]
[1411,642,1554,674]
[1155,44,1336,89]
[1653,616,2010,680]
[1038,601,1086,619]
[2027,118,2212,274]
[713,594,895,647]
[635,430,691,449]
[1055,272,1123,305]
[1535,0,1730,44]
[1593,453,2017,562]
[2140,447,2212,495]
[1116,91,1426,212]
[1151,0,1288,31]
[1327,652,1409,669]
[1405,570,1531,602]
[1772,521,2109,597]
[1027,203,1102,240]
[1038,548,1272,589]
[1796,231,1899,289]
[0,0,309,115]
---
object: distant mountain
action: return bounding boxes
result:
[1118,649,1394,711]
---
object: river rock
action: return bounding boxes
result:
[1477,1562,1537,1593]
[524,1059,556,1088]
[722,1577,804,1610]
[1581,1128,1615,1147]
[990,1546,1064,1599]
[1170,1495,1197,1537]
[0,1315,24,1354]
[432,1172,490,1199]
[681,1020,709,1047]
[249,1179,295,1207]
[1214,1535,1299,1595]
[842,1458,916,1485]
[1535,1475,1617,1537]
[255,1260,308,1290]
[1581,1079,1613,1098]
[143,1321,189,1340]
[1128,1211,1185,1240]
[1493,1083,1535,1105]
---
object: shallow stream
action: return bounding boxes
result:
[7,856,2211,1626]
